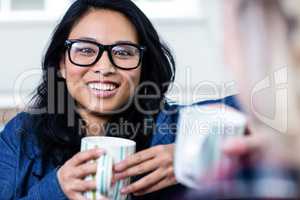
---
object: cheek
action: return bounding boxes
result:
[64,63,89,95]
[119,69,141,94]
[65,64,87,81]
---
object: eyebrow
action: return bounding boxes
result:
[78,37,97,42]
[77,37,137,45]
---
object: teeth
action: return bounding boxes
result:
[88,83,117,91]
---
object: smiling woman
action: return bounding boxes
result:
[0,0,179,199]
[0,0,239,199]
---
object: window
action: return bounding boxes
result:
[11,0,45,11]
[0,0,70,22]
[132,0,203,19]
[0,0,203,22]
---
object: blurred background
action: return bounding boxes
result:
[0,0,236,127]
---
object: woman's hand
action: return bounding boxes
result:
[57,148,104,200]
[114,144,177,196]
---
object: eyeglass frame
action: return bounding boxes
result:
[64,39,147,70]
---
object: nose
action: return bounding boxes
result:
[91,51,116,75]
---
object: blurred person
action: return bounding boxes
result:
[181,0,300,199]
[0,0,240,199]
[222,0,300,198]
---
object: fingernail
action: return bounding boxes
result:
[114,173,120,180]
[121,187,128,194]
[114,163,123,171]
[114,173,124,180]
[111,179,116,186]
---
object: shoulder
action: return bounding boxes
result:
[0,112,41,159]
[193,95,241,110]
[156,95,240,125]
[1,112,31,147]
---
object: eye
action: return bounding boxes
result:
[112,45,138,59]
[117,50,131,56]
[76,47,97,56]
[113,49,133,57]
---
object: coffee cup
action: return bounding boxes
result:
[81,136,136,200]
[174,105,246,189]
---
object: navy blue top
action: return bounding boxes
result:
[0,96,240,199]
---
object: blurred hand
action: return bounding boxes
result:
[114,144,177,196]
[222,125,300,169]
[57,148,104,200]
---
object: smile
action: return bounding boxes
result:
[88,83,118,91]
[87,82,120,98]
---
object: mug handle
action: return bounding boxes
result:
[96,154,114,197]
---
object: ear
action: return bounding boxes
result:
[59,56,66,79]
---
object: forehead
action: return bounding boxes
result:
[69,9,139,44]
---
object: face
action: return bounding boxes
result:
[60,9,142,115]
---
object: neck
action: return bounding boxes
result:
[77,108,111,136]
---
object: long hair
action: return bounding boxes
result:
[30,0,175,165]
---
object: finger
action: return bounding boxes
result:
[114,147,158,172]
[69,192,89,200]
[222,135,264,156]
[134,175,177,196]
[114,157,158,180]
[74,162,98,178]
[70,179,97,192]
[70,148,104,166]
[120,168,165,194]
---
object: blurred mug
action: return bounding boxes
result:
[81,136,136,200]
[174,105,246,189]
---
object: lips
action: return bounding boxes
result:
[87,81,120,98]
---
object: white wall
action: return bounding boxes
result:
[0,1,236,108]
[0,21,53,107]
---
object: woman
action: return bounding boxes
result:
[0,0,239,199]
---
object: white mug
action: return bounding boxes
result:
[81,136,136,200]
[174,105,246,189]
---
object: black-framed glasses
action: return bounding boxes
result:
[64,39,146,70]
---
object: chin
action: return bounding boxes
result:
[77,91,132,115]
[84,102,127,115]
